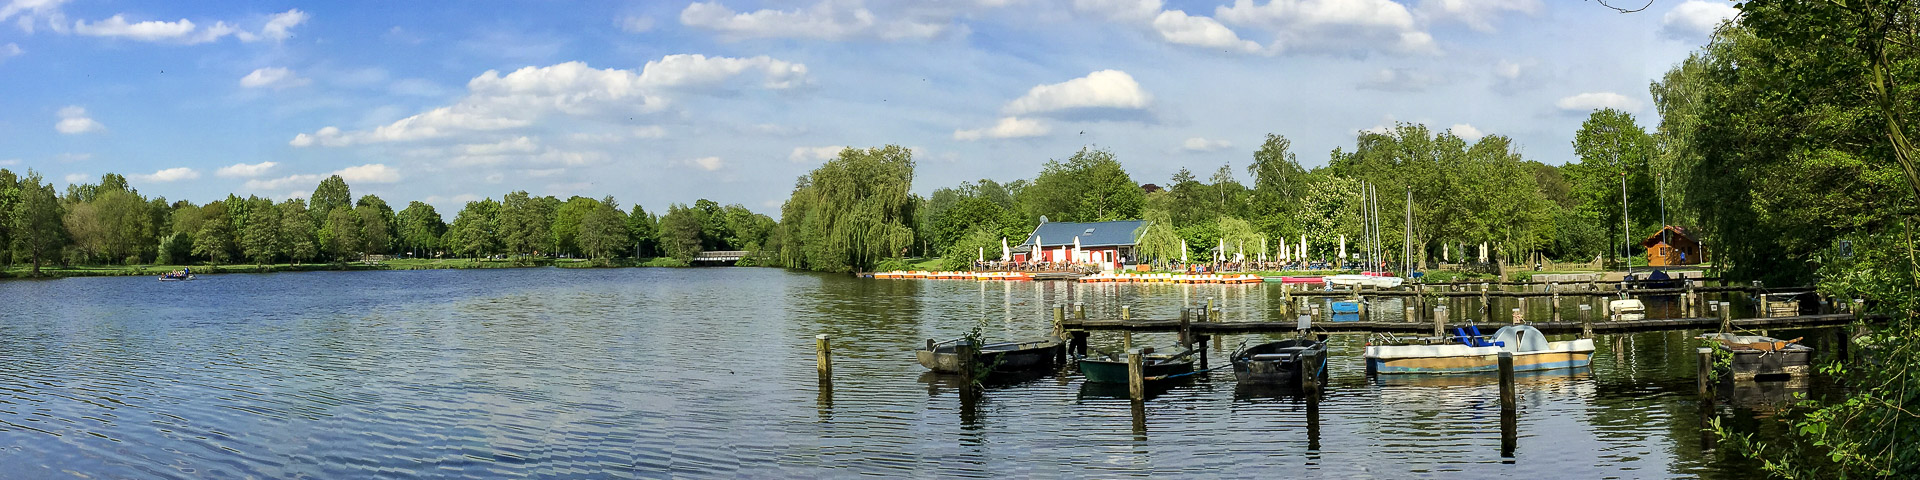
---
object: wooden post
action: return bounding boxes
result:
[1718,301,1731,333]
[957,341,977,379]
[1197,334,1210,370]
[1697,347,1713,396]
[1127,348,1146,401]
[1580,304,1594,338]
[1406,304,1416,324]
[1551,283,1561,323]
[1074,302,1086,321]
[1301,347,1322,392]
[1052,304,1066,339]
[1124,306,1135,351]
[1480,283,1491,322]
[1511,307,1522,324]
[1685,280,1698,317]
[1433,305,1448,338]
[1206,297,1216,322]
[1759,293,1771,318]
[1498,352,1516,412]
[1071,331,1090,358]
[1178,308,1193,347]
[816,334,832,379]
[1282,284,1293,318]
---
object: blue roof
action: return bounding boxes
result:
[1017,220,1144,248]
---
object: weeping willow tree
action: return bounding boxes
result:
[1132,209,1183,266]
[1216,216,1267,261]
[777,145,918,273]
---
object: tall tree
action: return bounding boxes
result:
[310,175,352,221]
[626,204,657,258]
[775,145,917,272]
[498,191,557,256]
[9,171,65,275]
[551,196,601,257]
[323,207,363,262]
[1247,134,1307,241]
[241,201,281,265]
[577,198,629,262]
[394,201,446,257]
[1569,108,1659,266]
[191,203,237,265]
[279,199,318,264]
[447,199,500,259]
[1018,148,1143,222]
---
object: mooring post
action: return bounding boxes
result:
[1302,348,1322,392]
[1052,304,1066,339]
[1127,348,1146,401]
[1511,307,1523,324]
[1696,347,1713,396]
[1579,304,1594,338]
[1123,307,1136,351]
[957,341,977,379]
[1685,280,1698,317]
[1206,297,1216,322]
[1071,331,1090,358]
[1281,284,1294,318]
[1406,304,1417,324]
[1178,308,1193,347]
[1197,334,1210,370]
[1498,351,1516,412]
[1433,305,1448,338]
[1480,283,1491,322]
[816,334,832,380]
[1551,283,1561,323]
[1074,302,1086,321]
[1759,293,1771,318]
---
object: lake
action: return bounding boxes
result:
[0,267,1824,478]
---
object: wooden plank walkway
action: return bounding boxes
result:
[1060,313,1867,336]
[1282,285,1776,298]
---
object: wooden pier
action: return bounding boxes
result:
[1060,312,1866,336]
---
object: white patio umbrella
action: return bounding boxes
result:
[1260,238,1267,262]
[1339,235,1347,262]
[1181,239,1188,263]
[1072,236,1081,263]
[1001,237,1010,261]
[1300,235,1307,263]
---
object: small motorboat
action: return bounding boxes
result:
[1231,339,1328,387]
[1609,299,1647,321]
[1327,274,1404,288]
[916,338,1063,374]
[1078,347,1197,383]
[158,271,195,281]
[1330,301,1363,322]
[1700,333,1814,379]
[1365,325,1595,375]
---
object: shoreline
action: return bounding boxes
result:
[0,257,707,280]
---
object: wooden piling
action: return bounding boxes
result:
[1052,304,1066,339]
[1480,283,1491,322]
[1071,331,1090,358]
[1127,348,1146,401]
[1685,281,1698,317]
[1178,308,1193,346]
[1301,347,1322,392]
[1718,301,1731,333]
[1696,347,1713,396]
[1206,297,1215,322]
[1580,304,1594,338]
[1432,305,1448,338]
[1498,352,1516,412]
[816,334,832,379]
[1074,302,1086,321]
[1197,334,1210,370]
[957,341,977,378]
[1511,307,1522,324]
[1551,283,1561,323]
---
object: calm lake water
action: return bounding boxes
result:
[0,268,1828,478]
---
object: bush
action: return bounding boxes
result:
[641,257,689,267]
[873,257,912,272]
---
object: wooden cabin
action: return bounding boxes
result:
[1639,225,1703,267]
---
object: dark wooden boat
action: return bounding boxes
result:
[916,338,1062,374]
[1700,333,1814,379]
[1078,349,1196,383]
[1231,339,1327,386]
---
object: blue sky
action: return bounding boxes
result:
[0,0,1738,215]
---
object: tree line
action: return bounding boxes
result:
[0,170,776,275]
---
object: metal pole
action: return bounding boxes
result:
[1621,171,1631,274]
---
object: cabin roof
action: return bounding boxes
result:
[1016,220,1144,248]
[1639,225,1696,248]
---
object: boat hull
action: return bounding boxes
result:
[1365,339,1595,375]
[1701,333,1814,379]
[1231,339,1327,386]
[1078,357,1193,383]
[916,339,1063,374]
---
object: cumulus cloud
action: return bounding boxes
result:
[618,15,653,33]
[0,42,20,61]
[240,67,308,88]
[1447,123,1485,141]
[954,116,1050,140]
[291,56,805,147]
[1418,0,1539,32]
[1357,67,1439,92]
[1182,137,1232,152]
[1153,10,1260,53]
[1556,92,1640,112]
[1661,1,1737,39]
[215,161,276,178]
[63,172,89,184]
[0,0,71,34]
[680,1,951,41]
[1216,0,1438,55]
[132,167,199,183]
[238,9,307,42]
[789,145,846,162]
[1003,70,1151,115]
[54,105,103,134]
[244,163,400,191]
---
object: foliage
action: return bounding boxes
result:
[1248,133,1308,240]
[577,197,629,262]
[395,201,446,258]
[309,175,352,221]
[1132,209,1184,266]
[322,208,362,262]
[1018,148,1143,223]
[279,199,318,264]
[447,199,501,259]
[776,145,918,273]
[937,226,1002,271]
[499,191,557,256]
[9,170,66,275]
[191,203,237,265]
[241,201,281,265]
[1568,108,1660,265]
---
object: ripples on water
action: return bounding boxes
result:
[0,269,1815,478]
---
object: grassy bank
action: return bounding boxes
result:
[0,257,699,279]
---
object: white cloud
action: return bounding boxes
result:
[1182,137,1232,152]
[63,172,89,184]
[1661,1,1737,38]
[1003,70,1151,115]
[54,105,102,134]
[1448,123,1484,141]
[1555,92,1641,112]
[215,161,276,178]
[680,1,951,41]
[0,42,20,60]
[244,164,399,191]
[1357,67,1438,92]
[618,15,653,33]
[0,159,18,166]
[1494,59,1522,80]
[685,156,725,171]
[73,14,236,44]
[638,53,808,90]
[633,125,668,139]
[1074,0,1164,21]
[239,67,308,89]
[1153,10,1260,53]
[789,145,846,162]
[954,116,1050,140]
[241,9,307,42]
[132,167,199,183]
[1418,0,1539,32]
[1216,0,1438,55]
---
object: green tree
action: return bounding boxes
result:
[279,199,318,264]
[775,145,917,272]
[577,198,630,262]
[499,191,557,256]
[657,203,705,261]
[395,201,446,257]
[551,196,600,257]
[310,175,352,221]
[447,199,501,259]
[323,207,363,262]
[9,171,66,275]
[241,201,281,265]
[1131,209,1184,266]
[356,204,390,256]
[627,204,657,258]
[1018,148,1143,222]
[191,204,237,265]
[1247,134,1307,240]
[1568,108,1659,266]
